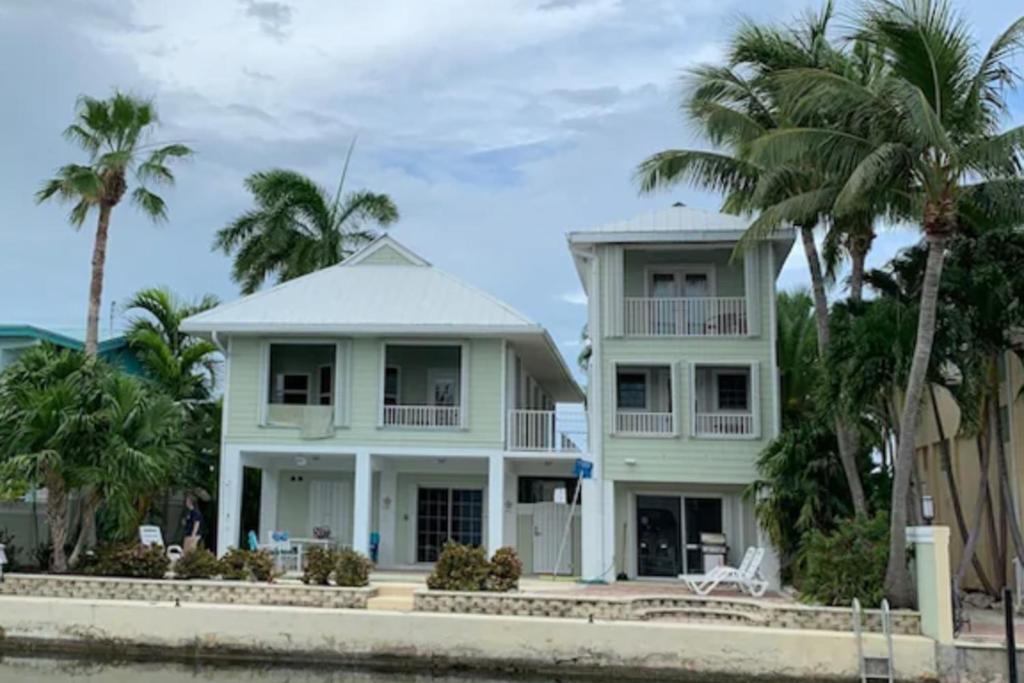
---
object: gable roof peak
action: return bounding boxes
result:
[342,234,430,267]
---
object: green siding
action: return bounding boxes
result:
[225,337,504,449]
[597,243,776,485]
[623,248,744,297]
[359,244,419,265]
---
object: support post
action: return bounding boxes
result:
[352,451,372,556]
[217,445,243,556]
[378,464,398,566]
[258,467,279,545]
[487,454,505,557]
[908,525,954,644]
[581,478,604,580]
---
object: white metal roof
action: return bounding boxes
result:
[567,204,795,245]
[182,236,583,401]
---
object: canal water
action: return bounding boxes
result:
[0,656,573,683]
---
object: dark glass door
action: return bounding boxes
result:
[417,488,484,562]
[636,496,682,577]
[684,497,723,572]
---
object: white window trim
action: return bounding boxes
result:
[259,339,346,429]
[628,490,734,578]
[643,264,717,298]
[690,360,761,440]
[710,368,751,414]
[275,371,312,405]
[612,362,677,438]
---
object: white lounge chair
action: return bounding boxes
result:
[680,546,768,597]
[138,525,184,562]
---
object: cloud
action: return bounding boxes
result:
[561,290,588,306]
[239,0,292,39]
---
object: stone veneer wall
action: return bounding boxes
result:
[0,574,375,609]
[414,591,921,635]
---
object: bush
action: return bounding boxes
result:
[484,546,521,592]
[218,548,278,583]
[798,514,889,606]
[426,542,491,591]
[302,546,337,585]
[334,548,373,587]
[82,543,170,579]
[174,548,221,580]
[0,528,21,572]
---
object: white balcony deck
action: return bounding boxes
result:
[623,297,747,336]
[506,409,581,452]
[615,410,675,435]
[694,412,754,437]
[382,405,461,428]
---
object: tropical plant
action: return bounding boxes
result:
[301,546,338,585]
[484,547,522,592]
[334,548,373,587]
[36,92,192,356]
[776,290,820,427]
[0,345,104,571]
[214,141,399,293]
[82,542,170,579]
[426,542,491,592]
[173,547,221,580]
[124,286,220,402]
[635,3,874,515]
[798,514,890,606]
[766,0,1024,604]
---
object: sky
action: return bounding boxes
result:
[0,0,1020,371]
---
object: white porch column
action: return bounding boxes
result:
[580,478,604,580]
[258,468,279,544]
[487,454,505,557]
[352,451,372,556]
[217,445,244,556]
[601,479,616,581]
[377,463,398,566]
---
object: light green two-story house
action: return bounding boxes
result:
[182,236,585,572]
[568,206,793,582]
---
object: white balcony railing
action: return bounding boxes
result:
[615,411,675,435]
[383,405,461,428]
[694,412,754,437]
[623,297,747,336]
[506,409,581,452]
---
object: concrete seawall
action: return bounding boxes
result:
[0,596,939,680]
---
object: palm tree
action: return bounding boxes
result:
[0,346,104,572]
[635,3,873,515]
[37,93,193,357]
[215,141,399,293]
[776,290,820,427]
[124,287,220,402]
[765,0,1024,605]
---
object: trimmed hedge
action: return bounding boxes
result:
[798,514,889,606]
[427,542,521,592]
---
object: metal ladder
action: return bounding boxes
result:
[853,598,895,683]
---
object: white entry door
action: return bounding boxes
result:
[532,502,573,574]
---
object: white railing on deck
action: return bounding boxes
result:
[694,413,754,437]
[383,405,461,428]
[615,411,675,435]
[506,409,581,452]
[623,297,747,336]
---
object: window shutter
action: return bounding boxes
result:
[751,361,762,438]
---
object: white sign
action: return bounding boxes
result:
[553,487,567,505]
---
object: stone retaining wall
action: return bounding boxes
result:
[0,573,375,609]
[414,590,921,635]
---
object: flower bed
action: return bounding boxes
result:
[0,573,376,609]
[414,590,921,634]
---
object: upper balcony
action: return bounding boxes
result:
[264,342,338,436]
[381,343,464,429]
[621,247,748,338]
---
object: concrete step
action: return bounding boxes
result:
[634,607,765,625]
[373,583,420,598]
[366,595,415,612]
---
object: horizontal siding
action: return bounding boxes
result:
[225,336,504,449]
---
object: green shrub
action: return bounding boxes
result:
[82,543,170,579]
[174,548,221,580]
[302,546,337,585]
[426,542,491,591]
[334,548,373,587]
[247,549,277,583]
[218,547,250,581]
[797,514,889,606]
[484,546,521,592]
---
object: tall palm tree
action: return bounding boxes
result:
[765,0,1024,605]
[37,93,193,356]
[215,141,399,294]
[776,290,820,428]
[124,287,220,402]
[636,3,873,515]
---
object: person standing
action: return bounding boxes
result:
[182,495,204,552]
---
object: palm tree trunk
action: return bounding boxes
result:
[68,490,100,568]
[885,235,948,607]
[798,225,868,516]
[930,384,997,595]
[84,204,113,357]
[44,467,69,573]
[848,230,874,305]
[957,429,994,585]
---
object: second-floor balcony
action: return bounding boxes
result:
[380,342,465,430]
[506,408,584,452]
[623,297,747,336]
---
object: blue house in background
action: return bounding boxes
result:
[0,325,143,374]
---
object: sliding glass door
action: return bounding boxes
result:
[416,487,483,562]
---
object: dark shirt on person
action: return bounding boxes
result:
[184,507,203,538]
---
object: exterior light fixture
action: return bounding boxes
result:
[921,495,935,525]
